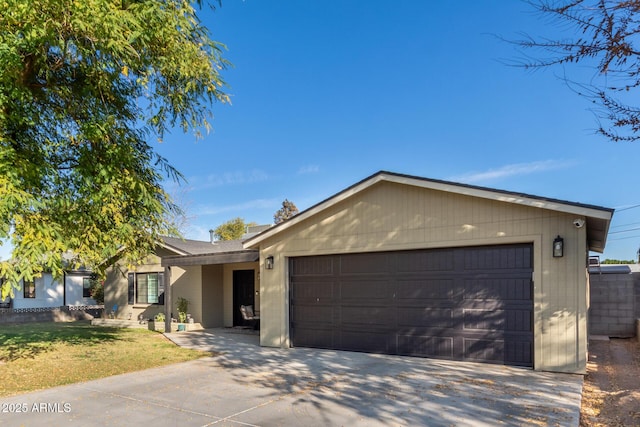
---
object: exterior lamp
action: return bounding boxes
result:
[553,235,564,258]
[265,256,274,270]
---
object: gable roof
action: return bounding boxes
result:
[243,170,614,253]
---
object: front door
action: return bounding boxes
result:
[233,270,255,327]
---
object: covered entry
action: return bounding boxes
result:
[290,244,533,367]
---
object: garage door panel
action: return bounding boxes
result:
[466,338,532,366]
[341,305,394,326]
[464,277,532,301]
[463,309,532,332]
[290,256,335,276]
[505,341,533,366]
[464,246,532,270]
[398,307,454,328]
[292,327,335,349]
[340,279,393,299]
[397,279,454,300]
[291,280,337,299]
[395,250,455,272]
[290,244,533,367]
[397,335,454,358]
[339,252,390,274]
[291,304,335,326]
[464,338,505,362]
[340,330,392,353]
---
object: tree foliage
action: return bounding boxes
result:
[212,218,257,241]
[601,258,636,264]
[513,0,640,142]
[0,0,229,300]
[274,199,299,224]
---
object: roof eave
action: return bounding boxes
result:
[161,250,259,267]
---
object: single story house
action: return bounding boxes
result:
[0,269,96,309]
[103,235,260,325]
[122,171,613,374]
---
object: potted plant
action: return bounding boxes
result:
[177,297,189,330]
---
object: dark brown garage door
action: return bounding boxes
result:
[290,244,533,367]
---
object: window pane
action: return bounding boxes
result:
[147,274,159,304]
[24,281,35,298]
[83,278,92,298]
[136,274,148,304]
[128,273,135,305]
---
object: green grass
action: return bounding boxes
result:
[0,321,209,397]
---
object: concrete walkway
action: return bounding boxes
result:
[0,328,583,426]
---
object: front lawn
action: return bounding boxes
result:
[0,321,208,397]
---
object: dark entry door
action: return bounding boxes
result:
[233,270,255,327]
[290,244,533,367]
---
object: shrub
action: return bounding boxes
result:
[90,278,104,304]
[177,297,189,323]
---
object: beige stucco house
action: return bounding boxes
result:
[111,171,613,374]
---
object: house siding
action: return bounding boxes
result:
[104,248,176,321]
[258,181,589,373]
[10,274,62,309]
[202,264,224,328]
[171,265,202,323]
[8,272,94,309]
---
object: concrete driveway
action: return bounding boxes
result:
[0,329,582,426]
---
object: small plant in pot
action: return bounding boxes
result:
[177,297,189,323]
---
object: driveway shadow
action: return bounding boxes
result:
[166,328,582,426]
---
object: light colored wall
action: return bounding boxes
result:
[103,247,176,321]
[65,272,95,306]
[257,181,589,373]
[10,273,63,309]
[171,265,202,323]
[202,264,224,327]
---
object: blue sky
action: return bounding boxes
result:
[5,1,639,261]
[152,0,640,261]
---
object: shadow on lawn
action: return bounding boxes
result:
[0,321,125,362]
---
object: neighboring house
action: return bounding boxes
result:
[0,269,96,309]
[154,171,612,374]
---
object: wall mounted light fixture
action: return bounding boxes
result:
[265,256,274,270]
[553,235,564,258]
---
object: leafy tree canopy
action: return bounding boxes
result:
[274,199,299,224]
[512,0,640,142]
[212,218,257,241]
[601,259,636,264]
[0,0,229,300]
